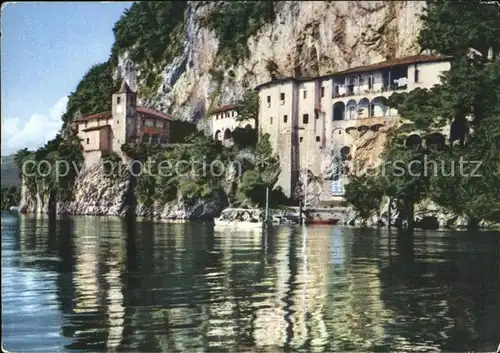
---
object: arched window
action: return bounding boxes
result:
[333,102,345,121]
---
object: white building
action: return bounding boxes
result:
[255,55,451,200]
[209,104,256,146]
[72,81,172,168]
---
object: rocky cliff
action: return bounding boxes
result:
[19,1,433,222]
[338,124,500,230]
[112,0,426,211]
[56,161,134,216]
[53,161,228,220]
[116,1,425,124]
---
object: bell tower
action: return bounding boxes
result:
[111,80,137,153]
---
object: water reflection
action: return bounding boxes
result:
[1,213,500,352]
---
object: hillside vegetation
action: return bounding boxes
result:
[16,0,500,224]
[345,0,500,227]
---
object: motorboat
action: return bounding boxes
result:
[304,218,340,225]
[303,209,341,225]
[214,208,265,230]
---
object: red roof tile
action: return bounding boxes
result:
[74,111,112,122]
[254,55,450,90]
[210,104,237,114]
[75,106,171,123]
[330,55,450,77]
[136,106,171,120]
[82,124,111,132]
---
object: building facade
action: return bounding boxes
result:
[255,55,451,200]
[73,81,171,167]
[209,104,256,146]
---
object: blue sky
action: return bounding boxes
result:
[1,2,132,155]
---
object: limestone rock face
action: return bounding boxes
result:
[55,162,229,219]
[344,198,500,230]
[57,162,133,216]
[117,1,425,123]
[136,189,229,220]
[19,160,229,219]
[347,123,396,176]
[112,0,426,210]
[18,178,37,214]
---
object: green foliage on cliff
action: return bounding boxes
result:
[111,1,188,96]
[0,186,20,210]
[63,62,118,124]
[123,130,283,208]
[63,1,190,121]
[124,134,227,207]
[231,90,260,148]
[202,1,276,65]
[236,90,259,122]
[111,1,187,65]
[344,174,385,223]
[418,0,500,60]
[237,133,281,207]
[15,134,84,204]
[345,0,500,227]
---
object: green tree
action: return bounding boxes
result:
[344,174,385,224]
[201,1,276,65]
[382,0,500,226]
[63,62,118,125]
[232,126,257,148]
[0,186,20,210]
[237,133,280,207]
[236,90,259,123]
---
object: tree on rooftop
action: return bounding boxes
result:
[236,90,259,123]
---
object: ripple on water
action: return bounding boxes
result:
[2,214,500,352]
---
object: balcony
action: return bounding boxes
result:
[332,68,409,99]
[333,83,408,99]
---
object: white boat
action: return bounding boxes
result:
[214,208,265,230]
[214,219,264,229]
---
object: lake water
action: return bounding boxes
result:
[2,212,500,352]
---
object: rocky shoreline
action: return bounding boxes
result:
[18,162,499,230]
[343,201,500,231]
[19,161,229,220]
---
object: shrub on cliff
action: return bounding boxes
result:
[236,133,281,207]
[14,133,84,204]
[62,62,118,125]
[232,127,257,148]
[355,0,500,227]
[0,186,20,210]
[111,1,188,65]
[201,1,276,65]
[345,174,385,224]
[129,134,228,206]
[236,90,259,123]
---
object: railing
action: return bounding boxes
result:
[332,83,408,99]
